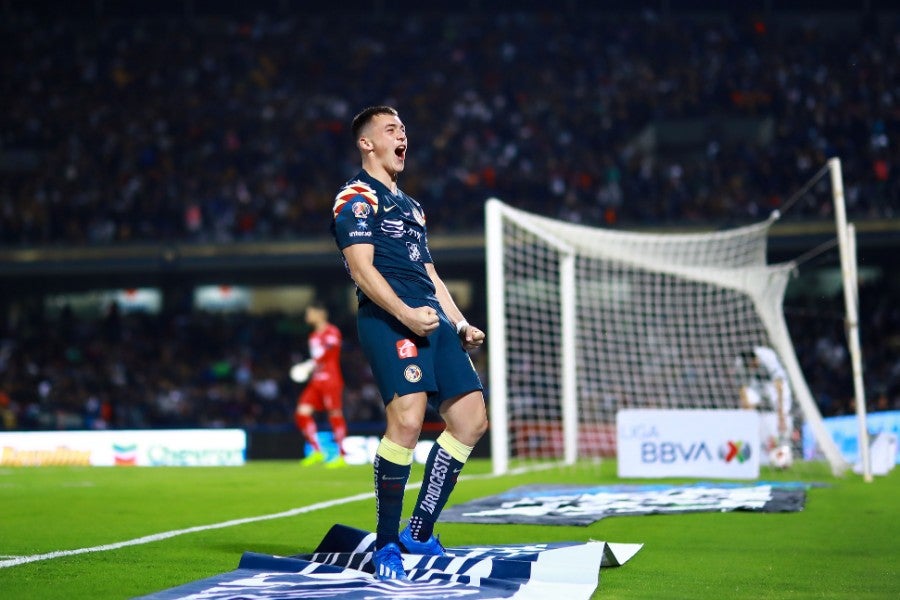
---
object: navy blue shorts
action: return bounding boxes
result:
[357,299,483,410]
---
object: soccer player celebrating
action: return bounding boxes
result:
[331,106,488,581]
[294,301,348,468]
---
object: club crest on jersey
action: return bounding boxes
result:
[333,180,379,218]
[404,364,423,383]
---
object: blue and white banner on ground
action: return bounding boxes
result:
[803,410,900,469]
[136,524,641,600]
[617,409,760,479]
[0,429,246,467]
[440,483,807,526]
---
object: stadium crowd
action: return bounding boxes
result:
[2,8,900,245]
[1,6,899,433]
[0,303,393,431]
[0,282,897,433]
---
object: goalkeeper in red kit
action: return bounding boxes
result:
[294,301,348,468]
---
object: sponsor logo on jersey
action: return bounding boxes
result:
[406,242,422,262]
[349,219,371,237]
[381,219,404,238]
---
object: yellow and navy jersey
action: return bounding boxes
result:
[331,170,436,305]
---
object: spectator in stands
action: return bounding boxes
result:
[1,6,898,433]
[2,9,899,245]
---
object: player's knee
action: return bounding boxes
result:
[388,410,424,440]
[466,413,489,444]
[441,393,488,441]
[452,409,488,446]
[474,414,489,439]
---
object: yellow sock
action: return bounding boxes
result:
[436,430,474,463]
[376,436,414,466]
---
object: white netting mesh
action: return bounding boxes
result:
[487,200,844,473]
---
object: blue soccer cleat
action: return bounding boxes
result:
[372,542,408,581]
[399,524,446,556]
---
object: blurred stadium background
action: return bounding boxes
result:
[1,0,898,461]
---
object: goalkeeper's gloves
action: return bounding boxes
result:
[289,359,316,383]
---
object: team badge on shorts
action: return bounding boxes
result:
[404,364,423,383]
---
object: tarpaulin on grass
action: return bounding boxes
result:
[136,524,641,600]
[440,482,808,526]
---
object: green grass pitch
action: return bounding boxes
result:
[0,459,897,599]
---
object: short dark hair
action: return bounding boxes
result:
[351,105,398,139]
[306,299,328,313]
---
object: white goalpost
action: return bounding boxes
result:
[485,160,861,477]
[829,158,872,481]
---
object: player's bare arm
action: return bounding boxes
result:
[425,263,484,350]
[343,243,439,337]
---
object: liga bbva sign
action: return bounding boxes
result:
[617,409,760,479]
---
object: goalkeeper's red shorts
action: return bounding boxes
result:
[298,380,344,412]
[357,299,483,409]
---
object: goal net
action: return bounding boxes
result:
[485,196,851,477]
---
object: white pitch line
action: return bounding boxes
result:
[0,489,375,569]
[0,463,553,570]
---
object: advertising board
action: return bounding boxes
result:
[617,409,760,479]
